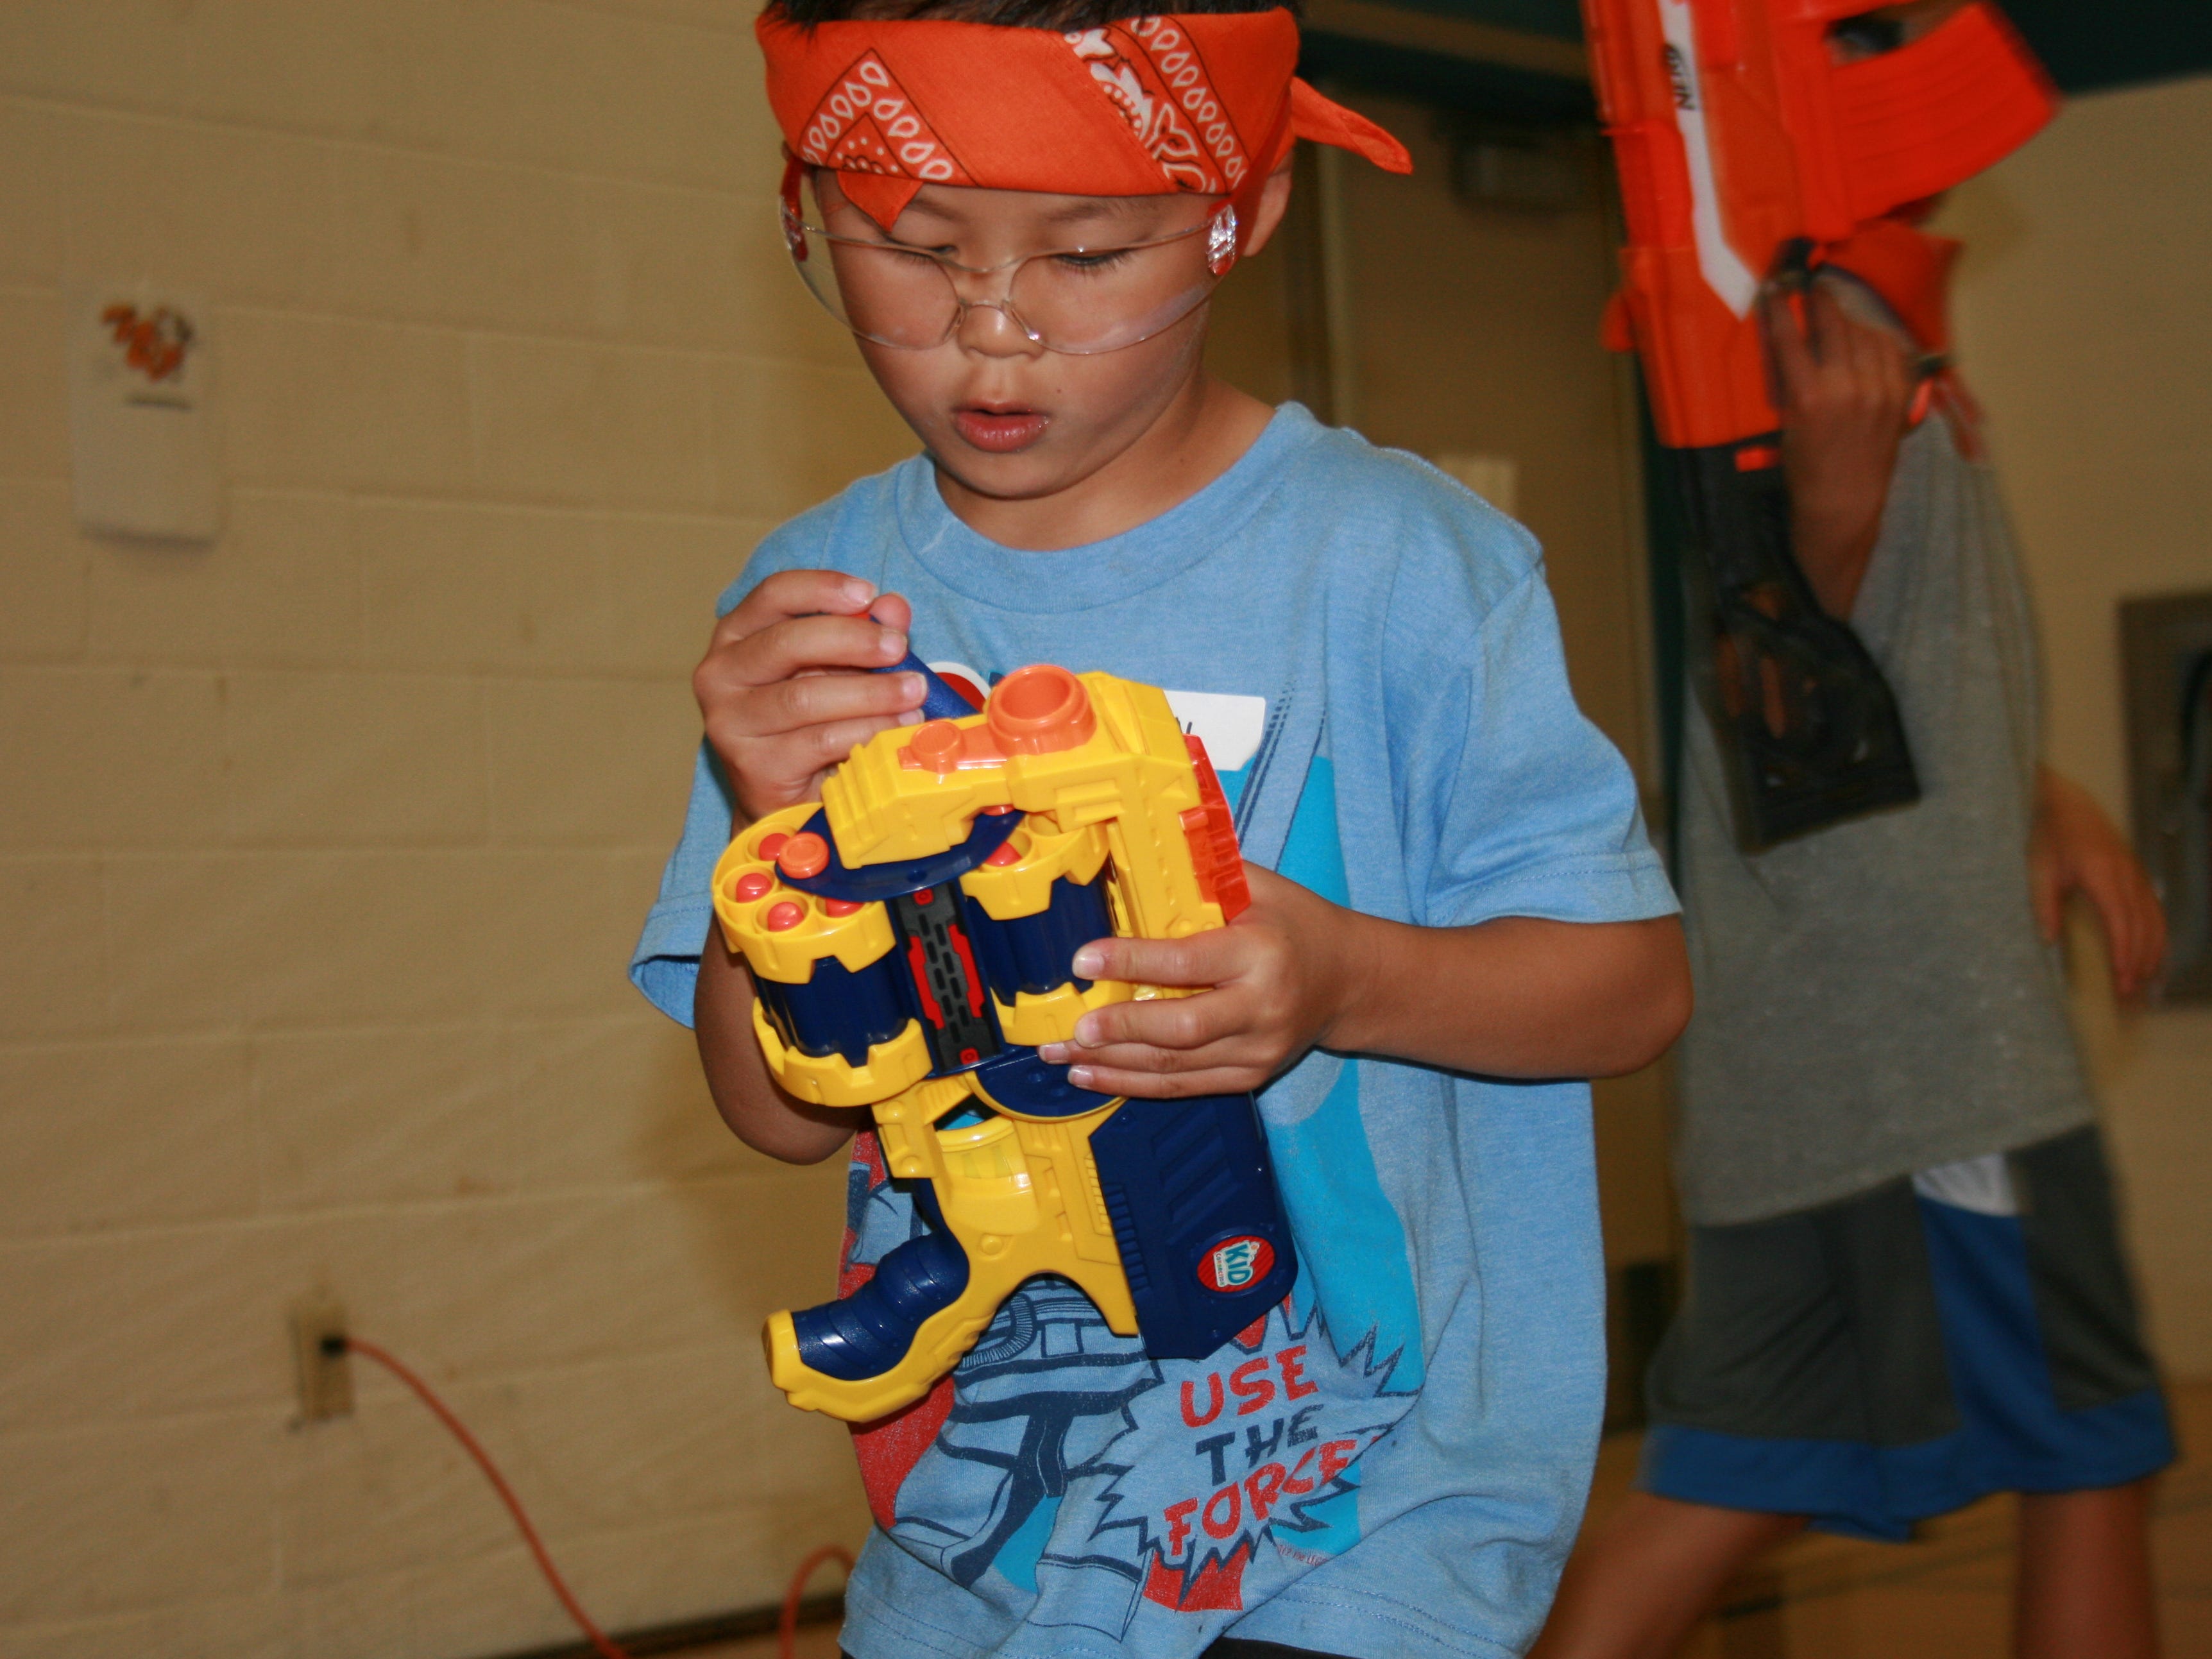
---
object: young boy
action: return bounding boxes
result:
[1535,4,2174,1656]
[631,4,1690,1655]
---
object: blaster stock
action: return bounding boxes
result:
[711,660,1295,1422]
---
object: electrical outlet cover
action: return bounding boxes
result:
[291,1291,353,1422]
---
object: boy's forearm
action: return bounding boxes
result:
[1791,503,1882,620]
[1326,911,1692,1080]
[693,934,867,1164]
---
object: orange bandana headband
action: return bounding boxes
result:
[757,8,1410,250]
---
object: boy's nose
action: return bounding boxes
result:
[953,299,1048,358]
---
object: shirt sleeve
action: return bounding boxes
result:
[629,740,737,1027]
[1382,534,1678,931]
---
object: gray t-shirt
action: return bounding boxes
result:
[1674,405,2093,1227]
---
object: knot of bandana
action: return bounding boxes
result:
[757,8,1410,247]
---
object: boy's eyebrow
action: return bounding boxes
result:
[1039,198,1166,230]
[1042,199,1136,223]
[901,203,1151,230]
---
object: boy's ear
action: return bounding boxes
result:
[1236,151,1299,262]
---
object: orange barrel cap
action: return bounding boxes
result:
[908,719,965,774]
[986,665,1095,755]
[778,831,830,880]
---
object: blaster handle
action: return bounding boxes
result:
[763,1093,1297,1421]
[782,1219,971,1382]
[1678,443,1921,849]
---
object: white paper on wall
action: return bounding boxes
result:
[67,284,223,541]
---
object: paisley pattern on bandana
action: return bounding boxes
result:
[796,50,973,183]
[1067,19,1248,194]
[757,10,1409,241]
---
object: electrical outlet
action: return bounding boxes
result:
[292,1291,352,1423]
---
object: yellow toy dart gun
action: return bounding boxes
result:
[711,658,1297,1422]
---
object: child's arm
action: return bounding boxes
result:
[2029,765,2167,998]
[689,568,928,1162]
[1039,865,1692,1096]
[1762,285,1915,620]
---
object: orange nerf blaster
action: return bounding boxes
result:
[1581,0,2053,847]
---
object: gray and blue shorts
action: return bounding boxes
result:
[1640,1125,2175,1540]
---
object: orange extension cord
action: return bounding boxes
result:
[343,1338,853,1659]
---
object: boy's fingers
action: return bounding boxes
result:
[772,712,913,774]
[1805,287,1853,368]
[762,663,923,732]
[1762,291,1816,402]
[2079,855,2156,994]
[710,611,912,696]
[1059,1037,1198,1075]
[866,591,914,635]
[1071,931,1230,990]
[721,568,877,642]
[699,666,919,756]
[1062,991,1227,1055]
[1065,1062,1263,1101]
[1857,327,1911,420]
[2113,864,2166,992]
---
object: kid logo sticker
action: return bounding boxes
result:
[1198,1236,1274,1293]
[798,51,971,182]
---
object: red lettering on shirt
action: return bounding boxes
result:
[1181,1372,1224,1427]
[1230,1356,1275,1415]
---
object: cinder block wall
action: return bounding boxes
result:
[0,5,914,1655]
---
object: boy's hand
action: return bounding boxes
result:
[1037,865,1355,1099]
[1762,284,1915,619]
[692,569,928,827]
[2029,766,2166,997]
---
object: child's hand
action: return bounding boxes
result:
[2029,766,2167,997]
[1037,865,1356,1099]
[692,570,928,827]
[1762,284,1914,618]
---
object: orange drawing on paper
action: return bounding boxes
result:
[100,303,194,384]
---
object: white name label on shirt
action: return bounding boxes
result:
[1164,690,1266,774]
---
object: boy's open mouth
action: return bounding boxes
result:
[952,404,1050,454]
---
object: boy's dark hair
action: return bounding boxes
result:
[773,0,1295,28]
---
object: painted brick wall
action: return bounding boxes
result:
[0,4,916,1655]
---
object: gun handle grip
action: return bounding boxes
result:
[786,1226,971,1383]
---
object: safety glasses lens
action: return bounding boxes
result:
[783,181,1223,355]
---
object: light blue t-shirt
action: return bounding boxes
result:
[631,404,1675,1659]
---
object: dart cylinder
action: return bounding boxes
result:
[957,817,1130,1052]
[961,874,1112,1002]
[712,808,934,1108]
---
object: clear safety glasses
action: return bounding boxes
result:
[781,181,1238,356]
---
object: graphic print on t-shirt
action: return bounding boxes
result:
[840,679,1425,1635]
